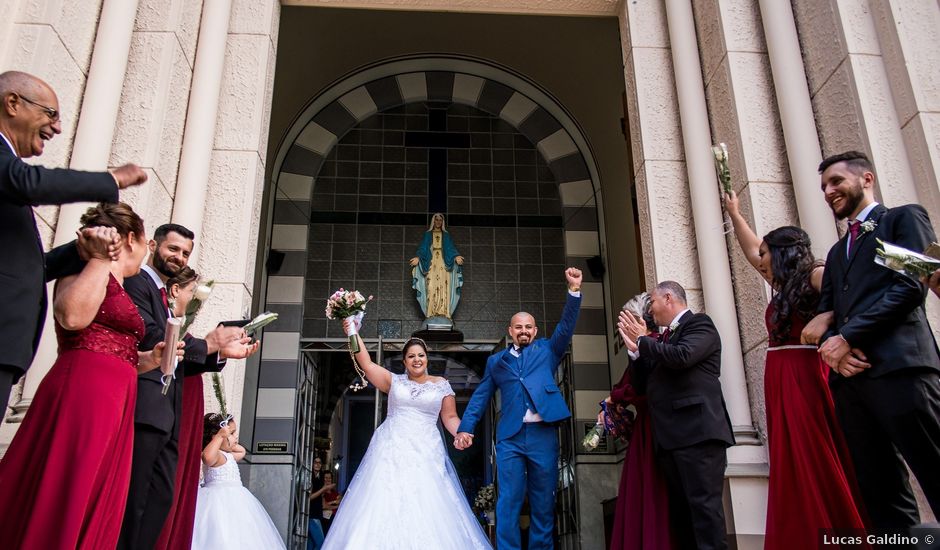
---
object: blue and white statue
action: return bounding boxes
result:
[409,213,464,324]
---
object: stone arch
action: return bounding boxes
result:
[254,56,611,457]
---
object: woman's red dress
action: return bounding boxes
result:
[608,366,674,550]
[0,275,143,549]
[763,303,868,549]
[154,373,204,549]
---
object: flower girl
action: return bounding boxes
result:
[191,414,286,550]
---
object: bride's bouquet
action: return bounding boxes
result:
[325,289,373,353]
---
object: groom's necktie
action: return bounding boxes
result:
[660,328,671,342]
[847,220,861,257]
[160,287,170,313]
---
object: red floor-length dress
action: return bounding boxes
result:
[0,274,143,550]
[764,303,869,549]
[154,373,204,549]
[609,367,674,550]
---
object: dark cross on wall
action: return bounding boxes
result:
[403,107,471,214]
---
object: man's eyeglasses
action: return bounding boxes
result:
[16,93,59,122]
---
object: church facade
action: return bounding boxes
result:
[2,1,938,548]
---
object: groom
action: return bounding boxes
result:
[455,267,582,550]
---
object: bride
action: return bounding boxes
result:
[320,316,492,550]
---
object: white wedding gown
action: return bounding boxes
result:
[191,450,286,550]
[322,374,492,550]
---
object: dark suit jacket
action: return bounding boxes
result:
[818,203,940,376]
[639,311,735,451]
[0,141,118,375]
[124,271,223,437]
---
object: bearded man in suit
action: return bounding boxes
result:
[454,267,582,550]
[118,223,257,550]
[804,150,940,529]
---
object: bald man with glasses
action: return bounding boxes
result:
[0,70,147,409]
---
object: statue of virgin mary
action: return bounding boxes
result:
[409,213,464,321]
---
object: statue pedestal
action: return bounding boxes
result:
[414,316,464,342]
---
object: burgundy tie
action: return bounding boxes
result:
[660,328,671,342]
[160,287,170,312]
[847,220,861,256]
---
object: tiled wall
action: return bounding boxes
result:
[301,103,568,341]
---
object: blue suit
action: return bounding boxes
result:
[459,292,581,550]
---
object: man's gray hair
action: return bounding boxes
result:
[653,280,687,304]
[622,292,650,318]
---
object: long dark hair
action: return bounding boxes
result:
[764,226,820,343]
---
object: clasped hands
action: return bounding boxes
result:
[453,432,474,450]
[801,312,870,377]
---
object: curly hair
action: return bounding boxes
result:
[763,226,821,343]
[203,413,230,449]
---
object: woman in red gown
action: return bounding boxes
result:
[606,294,673,550]
[725,192,868,549]
[0,202,174,550]
[155,267,204,550]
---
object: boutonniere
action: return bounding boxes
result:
[669,320,680,332]
[859,220,877,235]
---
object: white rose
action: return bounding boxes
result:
[194,283,213,301]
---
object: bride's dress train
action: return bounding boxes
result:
[322,374,492,549]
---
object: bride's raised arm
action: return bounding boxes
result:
[440,395,461,437]
[344,319,392,393]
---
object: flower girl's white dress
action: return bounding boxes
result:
[191,450,286,550]
[322,374,492,549]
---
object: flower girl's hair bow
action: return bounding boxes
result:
[219,414,234,429]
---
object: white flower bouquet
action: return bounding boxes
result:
[473,483,496,524]
[161,280,214,395]
[180,280,214,334]
[325,288,373,353]
[712,142,732,195]
[875,239,940,280]
[582,423,605,452]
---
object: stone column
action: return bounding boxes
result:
[758,0,839,258]
[171,0,233,263]
[190,0,282,535]
[666,0,767,546]
[55,0,141,246]
[793,0,940,343]
[792,0,919,207]
[664,0,750,430]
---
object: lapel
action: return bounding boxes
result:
[497,347,517,374]
[845,205,887,272]
[668,310,695,343]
